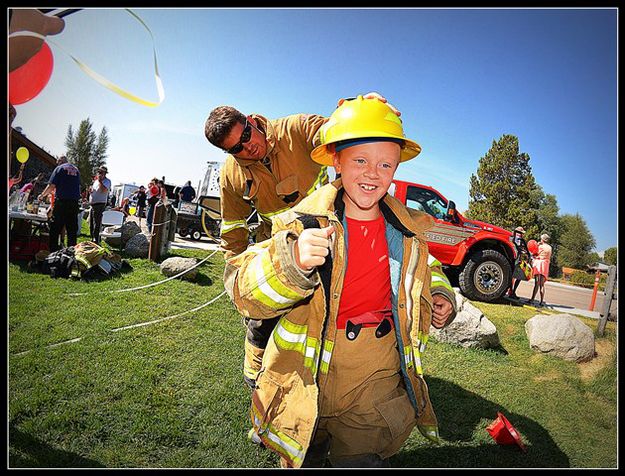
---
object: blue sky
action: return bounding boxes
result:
[12,8,617,253]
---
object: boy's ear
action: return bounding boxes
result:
[332,148,341,173]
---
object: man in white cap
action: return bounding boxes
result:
[88,165,111,244]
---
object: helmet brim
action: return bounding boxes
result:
[311,136,421,166]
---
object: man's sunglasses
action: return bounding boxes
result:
[223,119,252,155]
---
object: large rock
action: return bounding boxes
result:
[120,221,142,246]
[124,233,149,258]
[525,313,595,362]
[429,291,500,349]
[160,257,198,282]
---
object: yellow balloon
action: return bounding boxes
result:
[16,147,29,163]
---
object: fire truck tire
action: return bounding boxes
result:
[178,228,188,238]
[459,249,511,302]
[191,229,202,241]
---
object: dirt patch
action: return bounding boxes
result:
[578,338,615,382]
[533,370,561,382]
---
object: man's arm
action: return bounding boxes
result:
[38,183,56,201]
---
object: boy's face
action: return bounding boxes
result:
[333,141,401,220]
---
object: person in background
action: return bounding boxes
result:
[179,180,196,203]
[88,165,111,244]
[38,156,80,252]
[132,185,147,218]
[8,162,25,191]
[146,178,161,232]
[506,226,530,300]
[19,172,45,200]
[528,233,552,307]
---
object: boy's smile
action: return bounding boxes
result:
[333,141,401,220]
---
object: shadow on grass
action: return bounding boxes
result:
[9,422,105,468]
[391,377,570,468]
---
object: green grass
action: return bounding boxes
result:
[8,245,617,468]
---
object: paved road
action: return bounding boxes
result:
[510,279,617,320]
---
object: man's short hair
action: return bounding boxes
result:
[57,155,67,164]
[204,106,247,148]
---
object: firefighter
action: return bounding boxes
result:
[204,105,329,395]
[224,96,457,467]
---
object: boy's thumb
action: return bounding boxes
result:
[323,225,335,237]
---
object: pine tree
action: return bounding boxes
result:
[558,214,596,269]
[466,134,541,233]
[64,118,109,192]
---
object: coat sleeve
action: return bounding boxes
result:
[298,114,328,149]
[427,252,457,324]
[220,166,253,261]
[224,220,320,319]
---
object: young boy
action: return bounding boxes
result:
[224,96,456,468]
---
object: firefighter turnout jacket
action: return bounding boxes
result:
[224,180,457,467]
[219,113,329,260]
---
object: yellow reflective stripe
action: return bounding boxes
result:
[303,337,319,375]
[417,425,441,444]
[428,253,442,268]
[272,320,319,376]
[306,166,329,195]
[221,219,247,234]
[431,271,453,291]
[404,345,413,369]
[250,250,303,310]
[251,406,304,465]
[319,340,334,374]
[414,352,423,375]
[258,207,291,222]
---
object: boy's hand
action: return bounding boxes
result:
[431,294,454,329]
[294,226,335,271]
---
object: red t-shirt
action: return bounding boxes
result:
[336,215,392,330]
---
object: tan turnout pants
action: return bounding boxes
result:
[296,325,417,467]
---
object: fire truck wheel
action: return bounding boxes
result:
[459,249,511,302]
[178,228,188,237]
[191,229,202,241]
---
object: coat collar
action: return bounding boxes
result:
[292,179,434,237]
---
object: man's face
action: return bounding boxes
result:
[220,117,267,161]
[333,141,401,220]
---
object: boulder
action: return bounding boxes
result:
[124,233,149,258]
[429,291,500,349]
[525,313,595,362]
[160,257,198,282]
[120,221,142,246]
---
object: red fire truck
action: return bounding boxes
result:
[391,179,516,302]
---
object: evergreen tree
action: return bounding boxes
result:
[558,214,596,269]
[64,118,109,192]
[466,134,540,232]
[604,247,617,266]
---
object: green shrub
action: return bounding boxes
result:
[569,270,607,289]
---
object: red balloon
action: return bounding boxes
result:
[9,42,54,105]
[527,239,539,255]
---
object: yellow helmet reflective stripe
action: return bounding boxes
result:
[311,95,421,166]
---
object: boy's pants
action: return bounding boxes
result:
[283,325,417,467]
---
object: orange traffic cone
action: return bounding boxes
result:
[486,412,527,452]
